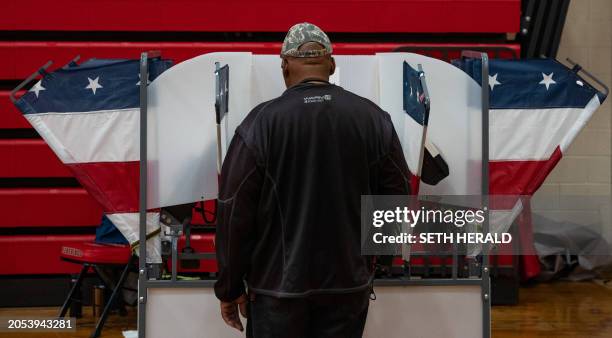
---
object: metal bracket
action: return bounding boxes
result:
[414,63,431,184]
[566,58,610,97]
[9,55,82,104]
[416,64,431,119]
[461,50,488,60]
[214,62,230,173]
[9,61,53,104]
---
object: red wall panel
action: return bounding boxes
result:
[0,188,102,227]
[0,1,520,33]
[0,42,521,80]
[0,91,30,128]
[0,139,71,178]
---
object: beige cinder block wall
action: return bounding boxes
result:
[532,0,612,243]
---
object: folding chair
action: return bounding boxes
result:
[58,241,135,338]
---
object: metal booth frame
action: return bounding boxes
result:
[135,51,492,338]
[10,48,609,338]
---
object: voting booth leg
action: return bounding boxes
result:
[461,50,492,338]
[480,52,491,338]
[137,52,150,338]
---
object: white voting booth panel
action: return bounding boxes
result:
[144,51,482,208]
[146,288,244,338]
[144,52,484,338]
[146,52,251,208]
[377,54,482,195]
[145,286,482,338]
[364,285,482,338]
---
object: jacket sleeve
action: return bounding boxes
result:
[214,132,264,302]
[377,126,412,195]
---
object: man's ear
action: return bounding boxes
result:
[329,56,336,76]
[281,58,289,78]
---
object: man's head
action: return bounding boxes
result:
[280,22,335,88]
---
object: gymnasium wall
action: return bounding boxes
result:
[534,0,612,242]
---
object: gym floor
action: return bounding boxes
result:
[1,281,611,338]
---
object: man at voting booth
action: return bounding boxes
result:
[214,22,412,337]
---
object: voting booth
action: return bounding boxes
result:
[12,47,607,337]
[134,51,492,338]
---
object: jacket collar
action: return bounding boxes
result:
[283,78,332,95]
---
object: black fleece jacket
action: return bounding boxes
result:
[214,81,412,301]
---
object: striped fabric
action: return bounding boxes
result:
[455,58,607,275]
[15,58,172,262]
[455,58,606,196]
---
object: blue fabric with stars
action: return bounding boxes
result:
[16,57,172,115]
[452,58,606,109]
[403,61,428,126]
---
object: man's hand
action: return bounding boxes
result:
[220,294,248,331]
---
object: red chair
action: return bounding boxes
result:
[58,241,135,338]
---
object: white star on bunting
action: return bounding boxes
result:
[30,80,45,98]
[85,76,103,95]
[488,73,501,91]
[539,72,556,90]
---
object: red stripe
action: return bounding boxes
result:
[518,201,541,280]
[489,147,562,195]
[0,1,520,33]
[489,149,559,281]
[67,162,139,213]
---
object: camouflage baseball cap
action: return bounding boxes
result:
[281,22,333,58]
